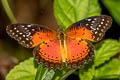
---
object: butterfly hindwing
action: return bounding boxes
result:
[66,15,112,42]
[66,38,94,68]
[6,24,57,48]
[33,40,63,70]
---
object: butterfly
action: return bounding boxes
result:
[6,15,112,70]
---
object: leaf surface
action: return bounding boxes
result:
[54,0,101,29]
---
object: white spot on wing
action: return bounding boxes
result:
[102,19,104,21]
[97,28,99,30]
[90,26,96,30]
[105,24,108,26]
[86,24,89,26]
[92,21,95,23]
[23,35,25,37]
[107,20,109,23]
[91,24,93,25]
[32,29,35,31]
[95,31,97,34]
[21,25,24,27]
[19,33,22,35]
[98,25,101,27]
[12,33,15,35]
[19,37,21,40]
[16,30,19,32]
[25,28,27,30]
[30,42,33,45]
[87,19,91,21]
[101,29,104,32]
[99,33,102,36]
[14,27,17,30]
[26,44,29,47]
[22,41,25,43]
[27,25,31,27]
[103,26,106,29]
[97,37,99,41]
[94,18,97,20]
[26,32,31,37]
[10,30,12,32]
[101,22,103,24]
[26,38,29,40]
[15,35,18,37]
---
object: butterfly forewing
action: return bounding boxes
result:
[66,15,112,42]
[6,24,57,48]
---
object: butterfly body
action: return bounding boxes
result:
[6,15,112,70]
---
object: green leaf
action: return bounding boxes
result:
[102,0,120,25]
[35,64,55,80]
[79,61,95,80]
[35,65,48,80]
[44,69,55,80]
[94,39,120,67]
[6,58,37,80]
[95,59,120,79]
[53,67,76,80]
[54,0,101,29]
[79,68,94,80]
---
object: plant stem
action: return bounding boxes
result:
[1,0,17,23]
[59,69,76,80]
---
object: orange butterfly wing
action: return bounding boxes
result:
[66,38,94,68]
[65,15,112,68]
[65,15,112,42]
[33,40,63,70]
[6,24,57,48]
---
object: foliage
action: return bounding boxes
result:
[54,0,101,29]
[2,0,120,80]
[35,65,55,80]
[94,39,120,67]
[6,58,37,80]
[95,59,120,79]
[102,0,120,25]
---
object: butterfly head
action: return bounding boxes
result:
[57,26,64,31]
[57,26,67,40]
